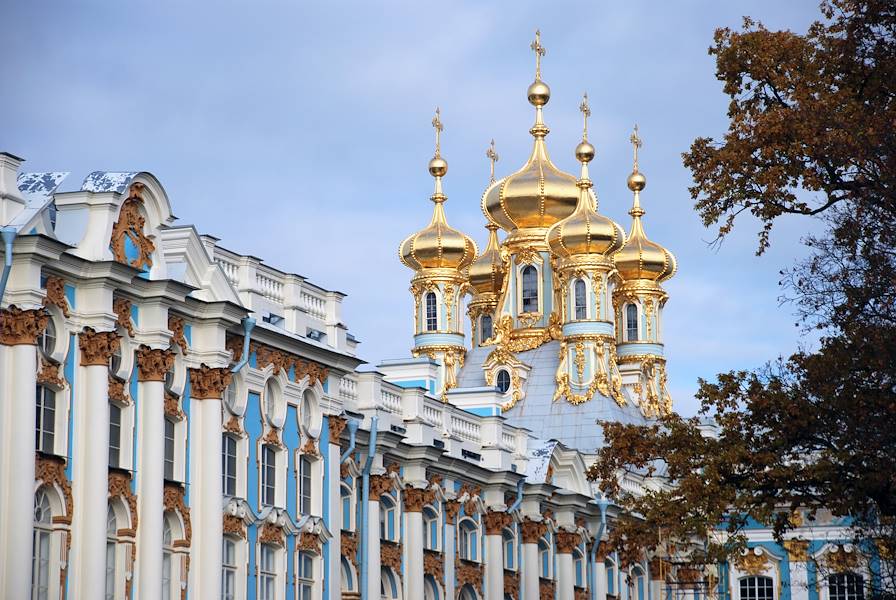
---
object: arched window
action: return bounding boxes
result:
[162,518,173,600]
[632,565,646,600]
[521,266,538,313]
[258,543,277,600]
[341,482,355,531]
[222,434,238,497]
[574,548,586,588]
[425,292,438,331]
[496,369,511,395]
[381,567,400,600]
[502,528,516,570]
[222,537,238,600]
[380,495,397,541]
[105,505,117,600]
[261,444,277,507]
[605,558,617,596]
[35,384,56,453]
[458,518,479,561]
[574,279,587,320]
[739,576,774,600]
[163,417,176,480]
[424,575,441,600]
[32,490,53,600]
[480,314,493,343]
[39,318,57,357]
[423,506,440,551]
[298,455,313,515]
[829,573,864,600]
[109,404,122,468]
[459,585,478,600]
[625,304,639,341]
[297,552,314,600]
[538,537,552,578]
[341,556,356,592]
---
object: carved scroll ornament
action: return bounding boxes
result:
[42,276,70,317]
[79,327,120,366]
[0,305,48,346]
[188,364,232,400]
[110,193,155,271]
[136,345,174,382]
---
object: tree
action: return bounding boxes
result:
[589,1,896,595]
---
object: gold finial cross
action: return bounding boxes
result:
[530,29,546,80]
[432,107,444,157]
[630,124,642,171]
[486,139,499,182]
[579,93,591,139]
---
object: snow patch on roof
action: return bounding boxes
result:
[525,438,558,484]
[81,171,139,193]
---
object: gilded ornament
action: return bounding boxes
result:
[505,572,520,598]
[824,546,859,572]
[735,550,770,575]
[329,415,348,441]
[188,364,232,400]
[444,500,460,525]
[515,246,544,266]
[517,311,541,329]
[297,532,321,554]
[223,415,243,436]
[342,531,359,568]
[483,510,513,535]
[113,297,135,336]
[262,427,283,448]
[540,579,556,600]
[42,276,70,317]
[370,474,394,498]
[223,514,246,540]
[79,327,120,366]
[783,539,809,562]
[108,374,130,404]
[520,518,548,544]
[424,549,444,580]
[258,523,285,547]
[168,315,188,354]
[456,558,483,589]
[37,359,65,386]
[165,390,184,420]
[135,345,175,382]
[381,540,402,571]
[556,530,580,554]
[403,487,428,513]
[574,342,585,383]
[0,305,49,346]
[110,192,156,271]
[35,454,73,523]
[108,471,139,549]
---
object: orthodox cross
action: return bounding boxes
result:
[630,124,642,171]
[486,139,499,183]
[530,30,546,80]
[432,107,443,157]
[579,93,591,139]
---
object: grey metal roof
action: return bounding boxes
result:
[8,171,69,231]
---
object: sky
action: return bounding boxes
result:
[2,0,824,416]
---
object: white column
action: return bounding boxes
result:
[444,505,458,600]
[786,542,810,600]
[522,541,540,600]
[557,553,574,600]
[594,553,608,600]
[1,337,40,600]
[135,346,173,600]
[404,487,426,600]
[188,364,230,600]
[485,532,505,600]
[70,328,118,598]
[327,417,346,600]
[366,497,381,600]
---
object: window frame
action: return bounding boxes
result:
[480,314,493,343]
[222,434,238,497]
[298,454,313,515]
[828,573,864,600]
[625,304,639,341]
[496,369,511,395]
[424,291,438,332]
[423,506,440,551]
[163,417,176,481]
[260,444,278,507]
[35,384,57,454]
[258,543,279,600]
[573,278,588,320]
[739,576,775,600]
[520,265,539,314]
[296,551,315,600]
[109,403,122,468]
[457,517,480,562]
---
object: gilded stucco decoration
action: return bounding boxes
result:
[223,415,243,436]
[735,549,770,575]
[539,579,556,600]
[556,530,580,554]
[424,549,443,580]
[456,558,483,591]
[341,531,359,569]
[165,390,185,420]
[168,315,188,354]
[258,523,286,547]
[113,297,136,336]
[297,532,321,554]
[381,540,403,572]
[79,327,120,367]
[35,454,73,525]
[223,514,246,539]
[135,345,175,382]
[0,305,49,346]
[108,471,139,560]
[108,374,130,404]
[163,483,192,547]
[483,510,513,535]
[370,474,394,498]
[505,572,520,598]
[110,184,155,271]
[329,415,348,441]
[246,340,330,387]
[42,275,70,318]
[37,358,65,387]
[520,518,548,544]
[188,364,232,400]
[443,500,461,525]
[783,539,809,562]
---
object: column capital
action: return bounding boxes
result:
[443,500,461,525]
[402,487,429,513]
[188,364,232,400]
[135,345,175,382]
[369,474,394,498]
[484,510,514,535]
[520,517,548,544]
[556,530,580,554]
[79,327,120,366]
[0,305,48,346]
[329,415,348,441]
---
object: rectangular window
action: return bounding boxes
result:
[261,445,277,506]
[740,577,774,600]
[298,456,312,515]
[222,538,237,600]
[626,304,639,341]
[259,544,276,600]
[425,292,438,331]
[35,385,56,453]
[222,435,237,497]
[164,418,175,481]
[297,552,314,600]
[109,404,122,468]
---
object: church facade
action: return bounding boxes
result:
[0,33,874,600]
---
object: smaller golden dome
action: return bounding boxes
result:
[547,94,626,260]
[469,223,506,297]
[400,109,478,274]
[614,127,676,283]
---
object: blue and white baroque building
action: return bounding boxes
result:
[0,34,884,600]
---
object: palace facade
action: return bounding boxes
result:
[0,32,875,600]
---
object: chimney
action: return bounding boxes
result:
[0,152,26,225]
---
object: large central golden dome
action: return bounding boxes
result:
[481,56,579,233]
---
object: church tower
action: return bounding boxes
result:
[613,127,677,416]
[546,94,627,406]
[399,109,477,399]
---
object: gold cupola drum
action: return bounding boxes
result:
[612,125,676,417]
[546,94,627,406]
[399,108,477,400]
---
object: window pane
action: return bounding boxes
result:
[626,304,639,340]
[109,404,121,468]
[574,279,587,320]
[522,266,538,313]
[223,435,237,497]
[35,386,56,454]
[425,292,438,331]
[164,419,175,480]
[481,315,493,342]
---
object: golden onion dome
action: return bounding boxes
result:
[468,222,506,296]
[400,110,478,274]
[547,94,626,259]
[482,32,579,233]
[613,127,676,282]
